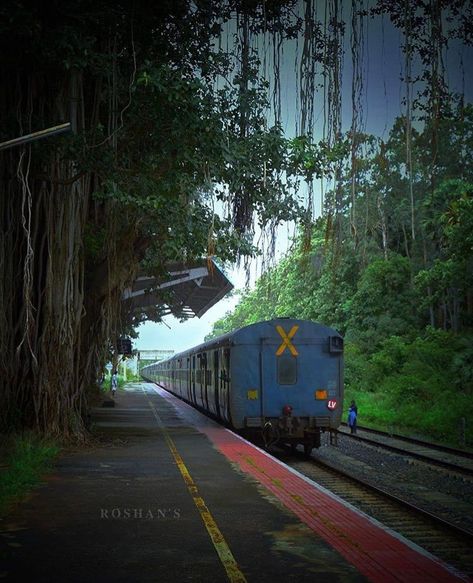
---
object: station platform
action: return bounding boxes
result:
[0,382,468,582]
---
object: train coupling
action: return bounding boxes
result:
[279,410,300,436]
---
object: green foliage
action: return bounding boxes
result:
[0,435,60,516]
[208,106,473,446]
[1,0,311,316]
[344,329,473,444]
[287,136,350,181]
[345,254,417,350]
[451,335,473,395]
[345,385,472,447]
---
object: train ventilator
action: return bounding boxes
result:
[141,318,343,455]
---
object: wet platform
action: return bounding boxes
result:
[0,383,468,582]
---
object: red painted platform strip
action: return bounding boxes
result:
[198,425,468,583]
[151,386,470,583]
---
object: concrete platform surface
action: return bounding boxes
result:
[0,383,468,583]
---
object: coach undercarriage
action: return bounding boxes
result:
[245,415,335,455]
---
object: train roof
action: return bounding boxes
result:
[145,318,342,367]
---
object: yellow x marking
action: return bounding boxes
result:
[276,325,299,356]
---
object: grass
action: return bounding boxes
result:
[344,388,473,449]
[0,434,60,517]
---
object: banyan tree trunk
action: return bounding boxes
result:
[0,66,135,439]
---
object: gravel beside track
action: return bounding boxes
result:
[299,433,473,534]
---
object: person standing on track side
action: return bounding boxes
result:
[348,400,358,434]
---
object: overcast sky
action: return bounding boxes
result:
[135,291,239,352]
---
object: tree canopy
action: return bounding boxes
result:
[0,1,313,437]
[207,106,473,444]
[1,0,472,439]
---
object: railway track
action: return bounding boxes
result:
[273,446,473,577]
[337,424,473,476]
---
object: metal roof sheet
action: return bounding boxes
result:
[123,259,233,319]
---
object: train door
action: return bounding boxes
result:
[196,353,205,408]
[196,354,201,407]
[187,357,191,402]
[174,358,182,395]
[260,328,300,418]
[213,350,220,419]
[205,351,215,415]
[220,347,230,422]
[192,355,196,405]
[203,352,209,411]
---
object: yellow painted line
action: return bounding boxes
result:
[142,388,247,583]
[275,324,299,356]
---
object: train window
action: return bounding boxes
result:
[278,355,297,385]
[329,335,344,353]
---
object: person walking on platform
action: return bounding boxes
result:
[111,371,118,397]
[348,400,358,434]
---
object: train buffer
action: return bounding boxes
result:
[0,382,468,582]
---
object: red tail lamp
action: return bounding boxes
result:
[282,404,293,416]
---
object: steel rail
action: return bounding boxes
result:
[308,454,473,540]
[338,427,473,477]
[275,446,473,576]
[340,422,473,458]
[276,442,473,541]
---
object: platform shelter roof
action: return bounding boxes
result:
[123,259,233,320]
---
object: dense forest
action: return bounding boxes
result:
[1,0,472,440]
[208,106,473,445]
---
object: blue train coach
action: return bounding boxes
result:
[141,318,343,454]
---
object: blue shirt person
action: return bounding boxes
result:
[348,400,357,434]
